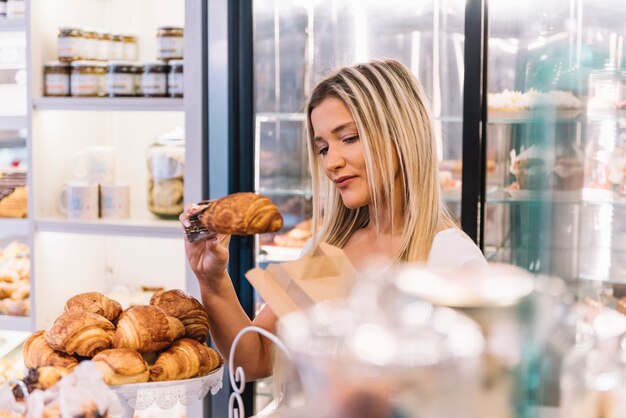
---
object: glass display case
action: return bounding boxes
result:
[485,0,626,284]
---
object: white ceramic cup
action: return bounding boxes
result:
[59,181,99,220]
[73,146,116,184]
[100,184,130,219]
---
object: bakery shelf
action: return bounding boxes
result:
[0,116,26,130]
[257,187,313,198]
[0,315,32,332]
[0,19,25,32]
[35,217,182,238]
[0,218,28,235]
[33,97,184,112]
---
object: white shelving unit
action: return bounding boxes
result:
[0,19,26,32]
[33,97,184,112]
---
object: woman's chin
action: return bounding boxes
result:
[340,194,369,210]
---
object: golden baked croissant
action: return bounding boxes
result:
[150,289,210,342]
[23,331,78,370]
[167,316,185,341]
[44,312,115,357]
[92,348,150,385]
[149,338,221,382]
[34,366,70,390]
[112,305,174,353]
[200,192,283,235]
[64,292,122,323]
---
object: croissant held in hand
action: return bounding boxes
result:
[44,312,115,357]
[92,348,150,385]
[23,330,78,370]
[149,338,221,382]
[150,289,210,342]
[64,292,122,322]
[113,305,177,353]
[201,192,283,235]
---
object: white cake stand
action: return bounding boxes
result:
[110,365,224,418]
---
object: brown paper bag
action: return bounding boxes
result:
[246,243,357,317]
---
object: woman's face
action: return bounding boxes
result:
[311,97,371,209]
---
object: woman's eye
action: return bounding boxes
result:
[317,147,328,156]
[343,135,359,143]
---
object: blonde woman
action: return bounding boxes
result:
[180,59,485,381]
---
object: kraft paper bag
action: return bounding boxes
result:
[246,243,357,317]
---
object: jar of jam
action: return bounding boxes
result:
[105,61,136,97]
[122,35,138,61]
[110,34,124,60]
[156,26,184,61]
[167,60,183,97]
[98,32,112,61]
[44,61,70,97]
[70,61,100,97]
[83,30,98,60]
[142,61,169,97]
[147,127,185,218]
[132,64,143,96]
[58,27,85,62]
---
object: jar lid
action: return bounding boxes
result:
[168,59,183,67]
[58,26,83,35]
[45,60,70,67]
[143,61,169,69]
[157,126,185,144]
[122,35,137,41]
[108,60,135,67]
[111,34,124,40]
[158,26,184,31]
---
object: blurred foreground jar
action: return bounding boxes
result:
[278,264,486,418]
[147,127,185,219]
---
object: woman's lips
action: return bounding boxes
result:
[334,175,356,188]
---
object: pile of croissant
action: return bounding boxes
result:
[21,289,221,387]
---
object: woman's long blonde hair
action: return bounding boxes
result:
[306,59,455,262]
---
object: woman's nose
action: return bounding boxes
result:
[325,148,345,171]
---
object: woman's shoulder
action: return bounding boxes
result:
[427,228,487,268]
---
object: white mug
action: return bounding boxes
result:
[59,181,99,220]
[73,146,116,184]
[100,184,130,219]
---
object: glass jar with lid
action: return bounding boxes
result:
[110,34,124,60]
[122,35,138,61]
[156,26,184,61]
[147,127,185,219]
[58,27,85,62]
[105,61,136,97]
[70,61,101,97]
[44,61,70,97]
[141,61,169,97]
[168,59,183,97]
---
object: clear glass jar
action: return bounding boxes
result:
[156,26,184,61]
[58,27,85,62]
[44,61,70,97]
[122,35,138,61]
[142,61,169,97]
[83,30,98,60]
[70,60,100,97]
[168,59,183,97]
[147,128,185,219]
[98,32,111,61]
[105,61,136,97]
[0,1,7,18]
[110,34,124,60]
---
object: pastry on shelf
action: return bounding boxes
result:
[64,292,123,323]
[150,289,210,342]
[92,348,150,385]
[45,312,115,357]
[509,146,550,190]
[3,298,30,317]
[273,218,313,248]
[488,89,581,111]
[112,305,178,353]
[149,338,221,382]
[0,172,27,218]
[23,331,78,370]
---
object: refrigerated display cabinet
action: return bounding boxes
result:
[210,0,626,415]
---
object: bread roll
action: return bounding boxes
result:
[64,292,122,322]
[92,348,150,385]
[200,192,283,235]
[150,289,210,342]
[23,330,78,370]
[44,312,115,357]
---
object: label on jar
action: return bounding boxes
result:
[45,73,70,96]
[142,73,167,95]
[157,37,184,59]
[168,72,183,95]
[110,41,123,60]
[58,37,83,60]
[71,73,99,96]
[151,154,184,180]
[106,73,135,95]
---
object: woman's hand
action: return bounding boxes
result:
[180,204,231,293]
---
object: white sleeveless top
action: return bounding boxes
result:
[427,228,487,268]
